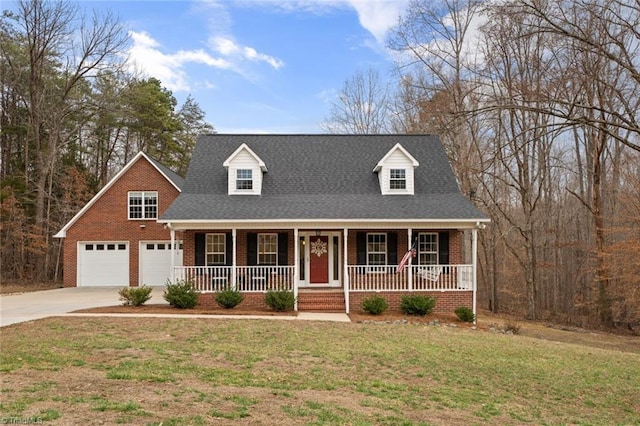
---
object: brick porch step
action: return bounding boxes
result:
[297,290,346,312]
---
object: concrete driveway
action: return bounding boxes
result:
[0,287,351,327]
[0,287,167,327]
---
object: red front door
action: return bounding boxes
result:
[309,236,329,284]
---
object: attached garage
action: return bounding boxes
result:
[139,241,183,286]
[78,242,129,286]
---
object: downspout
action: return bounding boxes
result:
[294,228,299,311]
[343,228,349,314]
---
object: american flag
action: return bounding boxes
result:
[396,239,417,273]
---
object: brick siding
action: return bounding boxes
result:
[349,291,473,315]
[62,157,180,287]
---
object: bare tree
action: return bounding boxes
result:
[321,68,391,134]
[1,0,129,280]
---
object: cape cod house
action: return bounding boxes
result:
[159,134,489,315]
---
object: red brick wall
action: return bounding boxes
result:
[184,229,294,267]
[348,229,463,265]
[198,291,472,313]
[198,292,268,309]
[348,291,473,315]
[62,156,180,287]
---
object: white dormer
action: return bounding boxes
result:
[223,143,267,195]
[373,143,419,195]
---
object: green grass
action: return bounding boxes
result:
[0,317,638,425]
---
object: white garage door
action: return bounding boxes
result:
[78,242,129,286]
[140,241,183,286]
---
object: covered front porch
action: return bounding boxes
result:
[167,224,482,315]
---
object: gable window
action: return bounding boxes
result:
[418,233,438,265]
[206,233,226,265]
[367,233,387,266]
[128,191,157,219]
[236,169,253,190]
[390,169,406,190]
[258,233,277,265]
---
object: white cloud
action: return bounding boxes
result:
[127,29,283,93]
[211,36,284,69]
[240,0,410,46]
[346,0,410,45]
[127,30,231,92]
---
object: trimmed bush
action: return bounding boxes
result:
[118,285,152,306]
[215,286,244,309]
[361,294,388,315]
[163,279,199,309]
[265,288,296,312]
[400,294,436,316]
[454,306,475,322]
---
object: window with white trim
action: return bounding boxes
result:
[258,233,277,265]
[418,233,438,265]
[367,233,387,266]
[390,169,406,190]
[128,191,157,219]
[206,233,226,265]
[236,169,253,190]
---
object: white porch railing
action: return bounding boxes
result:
[174,264,471,293]
[348,264,473,292]
[173,266,294,293]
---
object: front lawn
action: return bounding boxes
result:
[0,318,638,425]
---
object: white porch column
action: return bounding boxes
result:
[294,228,299,311]
[232,229,237,290]
[343,228,349,314]
[169,225,176,283]
[472,226,478,324]
[407,228,413,291]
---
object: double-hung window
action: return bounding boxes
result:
[236,169,253,190]
[389,169,406,190]
[206,234,226,265]
[258,233,277,265]
[367,233,387,268]
[128,191,157,219]
[418,233,438,265]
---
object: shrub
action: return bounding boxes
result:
[454,306,475,323]
[361,294,388,315]
[265,288,296,312]
[118,285,152,306]
[215,286,244,309]
[163,279,199,309]
[400,294,436,316]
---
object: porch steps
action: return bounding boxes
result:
[297,289,346,312]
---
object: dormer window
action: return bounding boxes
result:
[223,143,267,195]
[373,144,419,195]
[236,169,253,190]
[390,169,406,190]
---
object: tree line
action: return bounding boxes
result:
[1,0,214,283]
[323,0,640,331]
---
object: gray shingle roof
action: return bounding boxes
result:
[161,134,487,221]
[147,155,184,190]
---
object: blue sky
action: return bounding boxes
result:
[83,0,411,133]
